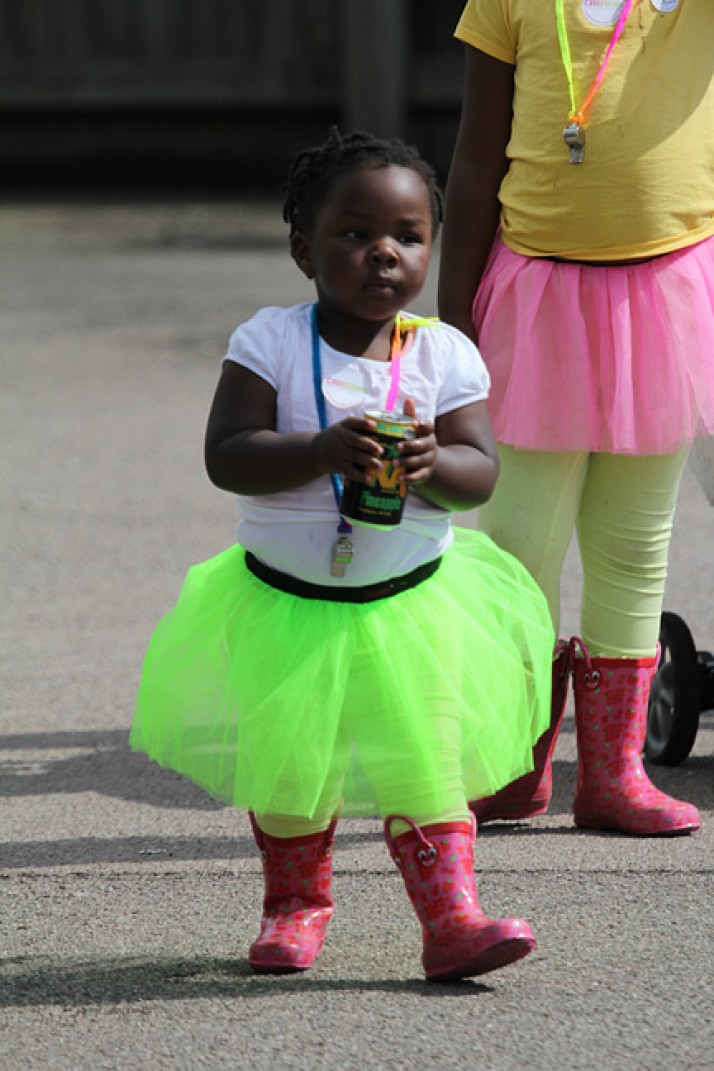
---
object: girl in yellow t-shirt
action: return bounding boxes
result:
[439,0,714,836]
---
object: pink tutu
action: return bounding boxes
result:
[472,236,714,455]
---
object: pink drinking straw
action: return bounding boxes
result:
[384,317,403,412]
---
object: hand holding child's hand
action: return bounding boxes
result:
[313,416,383,484]
[398,397,437,485]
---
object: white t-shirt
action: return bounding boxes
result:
[223,302,490,585]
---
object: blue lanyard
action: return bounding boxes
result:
[310,303,352,533]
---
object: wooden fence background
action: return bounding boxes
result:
[0,0,468,186]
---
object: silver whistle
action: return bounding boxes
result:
[330,535,354,578]
[563,121,585,164]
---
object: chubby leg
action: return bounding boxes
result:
[348,638,536,979]
[384,816,536,980]
[571,649,700,835]
[470,639,571,822]
[249,769,343,974]
[475,448,586,819]
[248,812,338,973]
[573,451,700,834]
[479,446,587,634]
[577,450,689,659]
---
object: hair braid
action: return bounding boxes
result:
[281,127,443,237]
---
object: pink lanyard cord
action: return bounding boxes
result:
[556,0,635,126]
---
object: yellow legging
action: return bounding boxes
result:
[257,639,473,840]
[479,446,689,659]
[257,706,470,840]
[255,674,474,836]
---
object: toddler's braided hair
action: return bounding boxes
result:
[282,127,443,238]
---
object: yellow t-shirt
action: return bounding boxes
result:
[455,0,714,259]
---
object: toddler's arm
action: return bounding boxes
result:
[398,397,499,512]
[438,47,514,343]
[205,362,385,495]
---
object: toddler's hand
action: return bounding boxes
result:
[313,416,383,484]
[398,397,437,485]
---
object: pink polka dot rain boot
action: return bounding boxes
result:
[248,814,336,973]
[572,643,700,836]
[470,640,571,823]
[385,816,536,981]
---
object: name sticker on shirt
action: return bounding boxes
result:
[322,364,370,409]
[581,0,625,27]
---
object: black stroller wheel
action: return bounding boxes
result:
[646,611,701,766]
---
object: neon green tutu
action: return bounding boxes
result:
[130,528,554,819]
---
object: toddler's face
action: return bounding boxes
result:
[293,163,433,330]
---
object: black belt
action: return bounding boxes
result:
[545,254,663,267]
[245,551,441,603]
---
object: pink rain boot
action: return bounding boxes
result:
[248,814,336,973]
[385,816,536,981]
[470,640,571,823]
[572,645,701,836]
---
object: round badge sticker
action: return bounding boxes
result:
[322,363,370,409]
[581,0,624,27]
[651,0,678,12]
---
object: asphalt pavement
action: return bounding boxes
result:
[2,198,713,1071]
